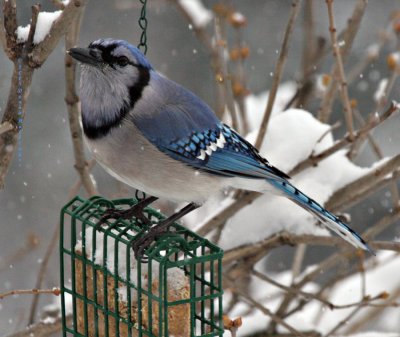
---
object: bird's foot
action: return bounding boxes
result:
[97,196,158,229]
[132,202,200,261]
[132,223,169,262]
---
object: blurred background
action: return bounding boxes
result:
[1,0,400,334]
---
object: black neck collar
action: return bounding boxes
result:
[82,66,150,140]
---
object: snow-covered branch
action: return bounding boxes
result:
[0,0,87,189]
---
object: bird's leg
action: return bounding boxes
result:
[133,202,200,260]
[98,196,158,229]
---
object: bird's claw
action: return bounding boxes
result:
[132,223,170,261]
[96,196,158,230]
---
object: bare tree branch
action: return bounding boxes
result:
[326,154,400,212]
[196,101,398,239]
[171,0,229,119]
[28,2,89,324]
[254,0,301,149]
[225,276,307,337]
[318,0,367,123]
[3,0,18,59]
[0,0,88,189]
[64,4,97,196]
[325,0,356,140]
[291,101,398,175]
[0,288,60,300]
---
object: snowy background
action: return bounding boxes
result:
[1,0,400,336]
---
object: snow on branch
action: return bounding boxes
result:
[16,10,62,44]
[0,0,87,189]
[176,0,213,29]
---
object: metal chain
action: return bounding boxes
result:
[136,0,148,200]
[135,189,146,201]
[138,0,148,54]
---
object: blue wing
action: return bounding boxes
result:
[131,76,373,254]
[131,77,289,181]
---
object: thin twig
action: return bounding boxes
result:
[27,3,88,323]
[214,15,239,130]
[315,120,341,145]
[344,286,400,334]
[318,0,367,123]
[347,108,383,160]
[252,268,334,308]
[64,5,96,196]
[291,243,306,281]
[223,231,400,265]
[346,15,394,85]
[253,269,392,312]
[0,288,60,300]
[25,5,41,55]
[172,0,228,119]
[350,69,399,161]
[225,276,306,337]
[302,0,315,82]
[5,314,72,337]
[289,41,326,110]
[254,0,301,149]
[28,156,95,323]
[325,0,355,140]
[292,100,398,175]
[271,211,400,325]
[0,233,39,272]
[230,12,250,133]
[28,224,60,324]
[348,108,400,211]
[68,158,96,196]
[326,154,400,212]
[324,304,364,337]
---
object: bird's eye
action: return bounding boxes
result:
[116,56,129,67]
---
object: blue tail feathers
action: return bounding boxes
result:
[268,179,374,255]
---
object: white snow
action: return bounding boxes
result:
[244,81,297,131]
[41,316,57,324]
[188,103,388,251]
[75,225,187,299]
[16,26,30,43]
[315,251,400,332]
[16,10,62,44]
[231,12,246,25]
[178,0,213,28]
[315,74,330,97]
[366,43,379,59]
[374,78,388,103]
[42,291,72,318]
[225,251,400,336]
[216,109,386,250]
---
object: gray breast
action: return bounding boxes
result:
[84,118,224,204]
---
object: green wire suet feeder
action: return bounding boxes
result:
[60,196,224,337]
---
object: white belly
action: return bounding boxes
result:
[85,122,225,204]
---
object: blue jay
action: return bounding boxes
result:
[68,38,372,258]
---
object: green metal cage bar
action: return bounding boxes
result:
[60,196,224,337]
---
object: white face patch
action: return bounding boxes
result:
[196,132,226,160]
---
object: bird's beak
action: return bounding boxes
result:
[67,47,102,66]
